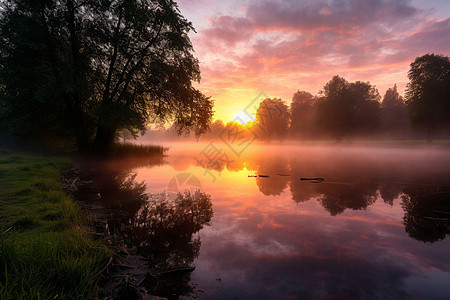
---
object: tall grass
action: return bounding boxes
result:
[0,150,110,299]
[110,142,167,158]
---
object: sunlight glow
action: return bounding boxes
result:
[233,111,254,124]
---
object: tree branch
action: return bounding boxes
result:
[111,18,165,104]
[103,12,123,104]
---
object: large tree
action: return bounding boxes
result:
[349,80,381,136]
[316,75,380,142]
[290,90,316,140]
[254,98,290,142]
[405,53,450,143]
[315,76,353,142]
[381,84,409,137]
[0,0,213,152]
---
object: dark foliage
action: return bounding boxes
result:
[0,0,213,152]
[254,98,290,141]
[290,90,317,139]
[381,84,409,138]
[405,53,450,143]
[316,76,380,142]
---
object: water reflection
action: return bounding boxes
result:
[185,145,450,243]
[134,190,213,297]
[402,187,450,243]
[78,157,213,299]
[317,182,378,216]
[255,155,290,196]
[81,144,450,299]
[380,183,402,206]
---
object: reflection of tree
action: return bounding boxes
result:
[255,156,290,196]
[103,173,149,241]
[401,187,450,243]
[379,183,402,206]
[135,191,213,269]
[78,158,213,298]
[290,181,320,204]
[132,190,213,298]
[288,153,324,203]
[78,158,165,241]
[318,183,378,216]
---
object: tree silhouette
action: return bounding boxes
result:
[316,76,380,141]
[0,0,213,152]
[254,98,290,141]
[381,84,409,138]
[202,120,226,140]
[405,53,450,143]
[350,81,381,136]
[316,76,354,142]
[290,90,317,140]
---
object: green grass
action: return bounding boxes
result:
[0,150,110,299]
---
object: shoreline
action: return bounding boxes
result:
[67,163,153,299]
[0,150,110,299]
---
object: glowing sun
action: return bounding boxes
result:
[233,111,254,124]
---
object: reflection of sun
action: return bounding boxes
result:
[233,111,254,124]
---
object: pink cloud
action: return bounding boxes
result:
[189,0,450,116]
[203,16,254,45]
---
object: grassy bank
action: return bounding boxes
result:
[0,150,110,299]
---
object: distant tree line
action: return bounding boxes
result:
[197,53,449,143]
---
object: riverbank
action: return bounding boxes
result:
[0,149,110,299]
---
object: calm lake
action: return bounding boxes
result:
[89,142,450,299]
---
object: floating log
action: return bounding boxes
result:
[248,175,257,177]
[300,177,325,181]
[258,175,269,178]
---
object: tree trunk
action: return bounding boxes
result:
[66,0,87,152]
[94,124,116,154]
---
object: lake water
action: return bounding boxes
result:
[90,143,450,299]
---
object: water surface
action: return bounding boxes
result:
[94,143,450,299]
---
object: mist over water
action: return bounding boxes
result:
[93,142,450,299]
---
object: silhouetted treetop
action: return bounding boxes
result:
[316,75,380,142]
[254,98,290,142]
[381,84,409,137]
[405,53,450,142]
[290,90,317,139]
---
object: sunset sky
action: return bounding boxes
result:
[176,0,450,122]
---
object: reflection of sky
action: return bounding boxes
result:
[134,144,450,299]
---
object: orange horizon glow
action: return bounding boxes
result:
[177,0,450,123]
